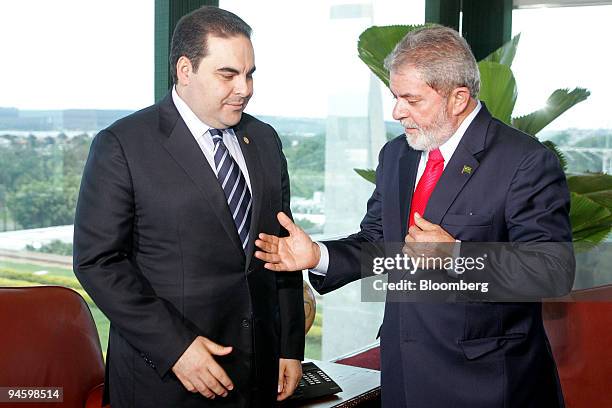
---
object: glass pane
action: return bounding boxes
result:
[0,0,154,354]
[512,5,612,287]
[220,0,425,360]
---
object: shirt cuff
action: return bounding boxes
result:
[309,242,329,276]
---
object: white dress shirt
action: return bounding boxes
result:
[171,86,252,191]
[311,101,482,275]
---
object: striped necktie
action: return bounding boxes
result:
[209,128,252,250]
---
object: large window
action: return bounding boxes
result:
[0,0,154,353]
[512,4,612,289]
[220,0,425,360]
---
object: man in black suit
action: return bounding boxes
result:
[74,6,304,407]
[255,26,574,407]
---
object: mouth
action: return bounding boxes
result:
[224,102,245,110]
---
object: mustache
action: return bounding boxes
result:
[400,119,421,130]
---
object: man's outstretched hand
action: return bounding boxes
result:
[255,212,320,271]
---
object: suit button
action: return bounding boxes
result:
[241,318,250,328]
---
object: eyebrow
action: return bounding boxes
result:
[397,92,420,99]
[217,66,257,75]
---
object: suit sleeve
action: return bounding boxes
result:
[73,130,197,378]
[273,130,305,360]
[461,147,575,299]
[503,146,575,296]
[309,144,386,294]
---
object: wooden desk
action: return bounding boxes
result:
[288,360,381,407]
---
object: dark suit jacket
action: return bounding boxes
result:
[74,93,304,408]
[310,105,574,408]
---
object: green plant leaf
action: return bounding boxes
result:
[542,140,567,172]
[354,168,376,184]
[569,192,612,238]
[567,173,612,194]
[357,24,426,88]
[512,88,590,136]
[572,224,612,244]
[477,61,517,125]
[482,33,521,67]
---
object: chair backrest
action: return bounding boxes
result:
[0,286,105,408]
[543,284,612,408]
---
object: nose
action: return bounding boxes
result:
[392,98,406,121]
[234,75,252,97]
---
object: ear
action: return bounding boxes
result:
[176,56,193,86]
[448,87,471,116]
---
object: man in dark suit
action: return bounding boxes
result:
[255,26,574,407]
[74,6,304,407]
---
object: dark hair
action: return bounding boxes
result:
[169,6,252,84]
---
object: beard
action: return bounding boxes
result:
[403,104,456,151]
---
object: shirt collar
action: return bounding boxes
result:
[171,85,215,138]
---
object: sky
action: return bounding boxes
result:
[0,1,610,130]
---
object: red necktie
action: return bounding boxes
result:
[409,148,444,227]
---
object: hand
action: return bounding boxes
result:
[255,212,321,271]
[277,358,302,401]
[404,213,456,261]
[172,336,234,399]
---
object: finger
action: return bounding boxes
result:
[285,370,301,394]
[203,339,233,356]
[264,262,290,272]
[255,251,281,263]
[277,212,298,234]
[408,225,422,236]
[192,378,215,399]
[277,377,295,401]
[208,362,234,392]
[202,368,230,397]
[276,378,290,401]
[414,213,437,231]
[277,364,285,395]
[176,373,198,393]
[255,239,277,253]
[257,233,279,245]
[409,228,424,242]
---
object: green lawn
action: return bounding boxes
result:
[0,260,76,278]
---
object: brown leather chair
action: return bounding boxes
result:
[0,286,107,408]
[543,284,612,408]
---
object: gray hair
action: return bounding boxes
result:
[383,25,480,98]
[170,6,252,84]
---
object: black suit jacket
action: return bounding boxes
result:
[310,105,574,408]
[74,93,304,407]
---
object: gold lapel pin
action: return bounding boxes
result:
[462,165,472,175]
[243,136,250,144]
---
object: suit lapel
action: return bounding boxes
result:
[398,146,421,238]
[423,104,491,225]
[233,122,264,269]
[424,144,479,225]
[158,94,244,255]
